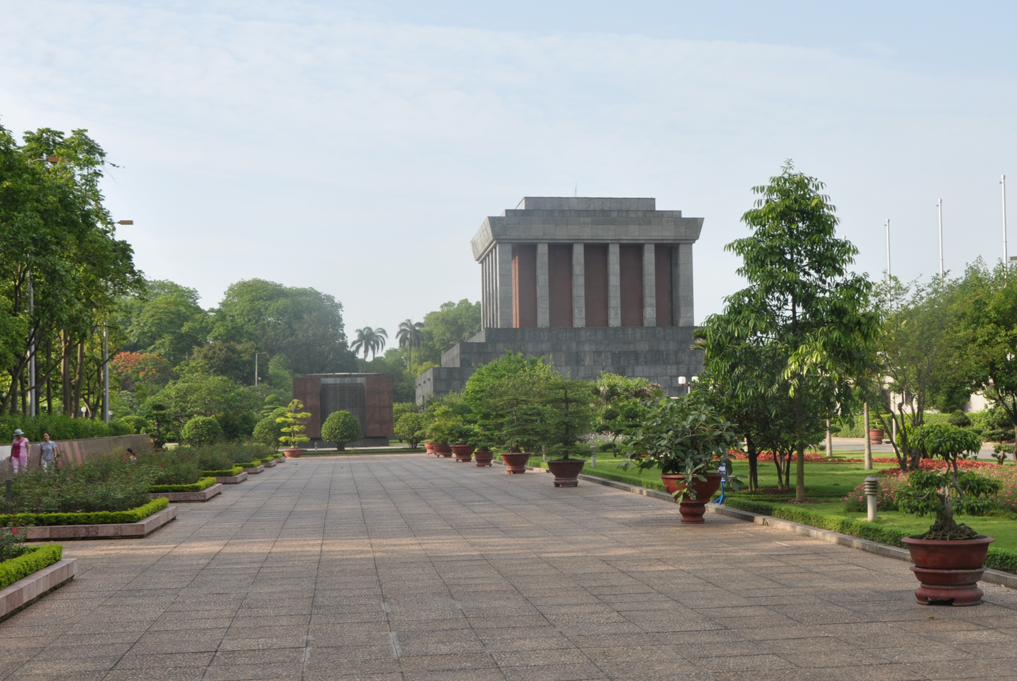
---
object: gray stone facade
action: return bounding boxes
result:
[416,197,705,403]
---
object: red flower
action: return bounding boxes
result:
[11,528,17,534]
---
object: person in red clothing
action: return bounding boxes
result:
[10,428,29,474]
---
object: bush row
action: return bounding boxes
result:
[0,414,132,442]
[148,477,218,493]
[723,497,1017,576]
[0,545,63,591]
[203,466,244,477]
[0,497,169,527]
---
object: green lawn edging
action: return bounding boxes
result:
[233,460,261,468]
[203,466,243,477]
[722,497,1017,575]
[149,477,217,494]
[0,497,169,527]
[0,545,63,591]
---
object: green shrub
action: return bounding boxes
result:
[216,411,258,442]
[253,409,286,446]
[149,477,217,493]
[203,466,244,477]
[0,498,168,527]
[0,414,131,442]
[0,453,153,515]
[321,411,362,450]
[181,416,224,445]
[116,415,150,435]
[136,449,202,486]
[0,545,62,591]
[394,413,426,448]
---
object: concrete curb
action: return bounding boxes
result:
[216,472,248,484]
[0,558,76,621]
[150,484,222,503]
[243,465,265,475]
[568,470,1017,590]
[25,506,177,541]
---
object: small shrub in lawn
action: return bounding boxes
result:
[182,416,224,445]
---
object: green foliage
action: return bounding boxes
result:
[0,525,26,562]
[321,410,362,450]
[203,466,244,477]
[463,353,557,453]
[137,448,202,486]
[913,423,982,461]
[253,408,287,446]
[0,545,62,591]
[593,373,659,442]
[276,399,310,447]
[351,327,388,361]
[0,498,168,527]
[543,376,595,460]
[948,410,972,428]
[622,391,741,499]
[117,415,150,435]
[149,477,217,493]
[0,414,131,442]
[152,374,260,433]
[394,412,426,448]
[118,281,210,367]
[181,416,224,446]
[424,404,459,444]
[419,300,481,363]
[185,340,257,385]
[0,454,153,515]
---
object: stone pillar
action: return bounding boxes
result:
[675,242,695,326]
[572,243,585,327]
[536,243,549,328]
[608,243,621,327]
[497,242,514,328]
[642,244,656,327]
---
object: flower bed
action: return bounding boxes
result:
[0,498,168,527]
[0,545,63,591]
[2,454,152,516]
[149,477,218,494]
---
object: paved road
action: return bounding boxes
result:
[2,454,1017,680]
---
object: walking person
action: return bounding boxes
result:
[10,429,29,474]
[39,432,58,472]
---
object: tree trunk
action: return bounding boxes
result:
[773,454,784,490]
[746,435,758,491]
[46,339,52,414]
[61,333,72,416]
[73,342,84,417]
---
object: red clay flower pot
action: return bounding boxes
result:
[452,445,476,462]
[425,442,436,456]
[433,443,453,458]
[284,448,302,459]
[869,429,885,445]
[547,459,584,488]
[660,473,724,524]
[901,536,995,606]
[474,450,494,467]
[500,452,531,474]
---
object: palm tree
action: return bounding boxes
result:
[396,319,424,367]
[351,327,388,361]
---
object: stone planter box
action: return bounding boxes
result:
[216,471,248,484]
[24,506,177,541]
[263,459,277,468]
[150,484,222,503]
[243,465,265,474]
[0,559,76,621]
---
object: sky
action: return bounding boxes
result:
[2,1,1016,336]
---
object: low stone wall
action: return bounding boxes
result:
[0,434,154,477]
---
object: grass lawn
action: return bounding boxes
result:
[540,452,1017,553]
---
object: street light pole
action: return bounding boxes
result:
[938,199,944,277]
[255,353,259,387]
[28,273,36,417]
[103,321,109,424]
[1003,175,1009,264]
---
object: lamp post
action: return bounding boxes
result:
[1003,175,1009,264]
[102,219,134,424]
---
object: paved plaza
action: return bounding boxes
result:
[2,455,1017,681]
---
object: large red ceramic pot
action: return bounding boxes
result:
[474,450,494,467]
[659,473,724,524]
[901,536,995,606]
[433,443,453,458]
[500,452,531,474]
[452,445,475,462]
[547,459,584,488]
[869,429,885,445]
[424,442,436,456]
[284,448,302,459]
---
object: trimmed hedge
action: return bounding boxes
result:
[234,460,262,469]
[149,477,217,493]
[203,466,243,477]
[0,497,169,527]
[723,497,1017,575]
[0,545,63,591]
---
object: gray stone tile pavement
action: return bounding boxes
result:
[2,454,1017,680]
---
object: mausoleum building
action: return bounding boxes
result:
[415,197,705,403]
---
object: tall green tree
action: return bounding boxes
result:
[700,162,879,501]
[351,327,388,360]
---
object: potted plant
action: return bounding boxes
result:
[473,443,494,467]
[276,399,311,458]
[543,377,595,487]
[622,391,741,523]
[869,428,885,445]
[425,405,457,458]
[898,423,999,606]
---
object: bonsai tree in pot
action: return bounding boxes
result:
[321,410,362,451]
[898,423,1000,605]
[622,390,741,523]
[543,376,595,487]
[425,405,458,457]
[277,399,311,458]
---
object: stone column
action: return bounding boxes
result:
[675,242,695,326]
[497,242,514,328]
[608,243,621,327]
[572,243,585,327]
[642,244,656,327]
[536,243,549,328]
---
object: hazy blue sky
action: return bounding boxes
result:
[2,1,1015,334]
